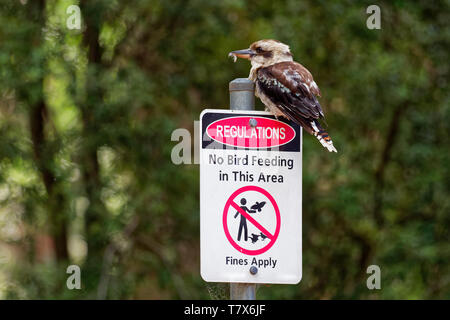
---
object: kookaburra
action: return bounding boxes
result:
[229,39,337,152]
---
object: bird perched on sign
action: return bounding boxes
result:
[229,40,337,152]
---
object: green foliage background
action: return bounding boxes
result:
[0,0,448,299]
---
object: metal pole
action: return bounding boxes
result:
[229,78,257,300]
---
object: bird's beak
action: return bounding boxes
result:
[228,49,255,62]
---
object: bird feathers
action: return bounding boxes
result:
[255,62,338,152]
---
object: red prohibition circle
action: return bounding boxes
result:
[223,185,281,255]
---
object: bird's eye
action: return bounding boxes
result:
[255,47,264,54]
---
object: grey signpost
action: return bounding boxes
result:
[228,78,258,300]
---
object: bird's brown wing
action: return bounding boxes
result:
[256,61,324,125]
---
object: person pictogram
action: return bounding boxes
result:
[233,198,256,241]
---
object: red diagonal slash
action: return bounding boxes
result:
[230,201,274,240]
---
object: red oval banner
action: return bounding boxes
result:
[206,116,296,149]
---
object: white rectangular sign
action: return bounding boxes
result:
[200,109,302,284]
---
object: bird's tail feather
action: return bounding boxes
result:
[310,121,337,153]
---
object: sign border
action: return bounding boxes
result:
[200,109,303,284]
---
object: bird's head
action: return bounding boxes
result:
[229,39,293,68]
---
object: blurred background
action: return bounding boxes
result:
[0,0,448,299]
